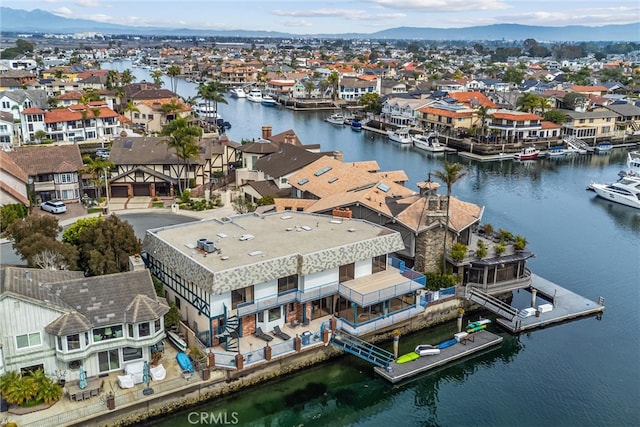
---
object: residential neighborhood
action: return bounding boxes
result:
[0,30,636,425]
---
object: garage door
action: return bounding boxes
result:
[133,184,151,196]
[110,186,128,198]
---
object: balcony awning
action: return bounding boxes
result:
[339,268,424,307]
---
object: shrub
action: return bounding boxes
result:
[483,223,494,235]
[495,243,506,256]
[498,228,514,243]
[514,235,528,251]
[450,242,467,262]
[424,272,457,291]
[476,240,488,258]
[179,189,191,204]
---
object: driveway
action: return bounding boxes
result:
[33,201,89,222]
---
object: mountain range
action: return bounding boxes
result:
[1,7,638,42]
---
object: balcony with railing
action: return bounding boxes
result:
[236,288,298,317]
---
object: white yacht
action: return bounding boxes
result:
[193,103,219,121]
[388,127,412,144]
[260,95,278,107]
[324,112,345,125]
[590,175,640,209]
[230,87,247,98]
[246,89,263,103]
[625,151,640,176]
[412,132,444,152]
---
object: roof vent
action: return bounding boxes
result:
[197,238,208,249]
[301,225,312,231]
[347,228,356,232]
[239,234,255,241]
[280,215,292,220]
[203,241,216,253]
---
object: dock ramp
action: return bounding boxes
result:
[466,288,519,322]
[331,330,394,368]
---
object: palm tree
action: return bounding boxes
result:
[151,69,164,87]
[121,69,135,85]
[160,117,203,193]
[105,69,119,90]
[475,106,492,140]
[160,98,183,122]
[167,64,181,94]
[123,100,140,124]
[34,129,47,144]
[327,71,340,101]
[82,155,114,201]
[197,81,228,121]
[304,81,315,99]
[433,161,467,274]
[516,93,538,113]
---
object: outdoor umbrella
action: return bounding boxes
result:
[79,367,87,389]
[142,361,154,395]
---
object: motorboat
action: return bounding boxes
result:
[624,151,640,176]
[412,132,444,152]
[589,175,640,209]
[594,141,613,153]
[230,87,247,98]
[260,95,278,107]
[193,103,219,121]
[167,330,187,352]
[350,120,363,132]
[176,352,194,373]
[325,112,345,125]
[513,146,540,160]
[414,344,440,356]
[246,88,263,103]
[545,146,567,157]
[388,127,412,144]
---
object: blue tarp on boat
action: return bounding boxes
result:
[176,352,194,373]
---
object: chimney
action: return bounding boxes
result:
[129,254,145,271]
[333,151,344,162]
[332,207,352,219]
[262,126,272,140]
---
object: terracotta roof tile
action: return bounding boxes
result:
[44,106,118,124]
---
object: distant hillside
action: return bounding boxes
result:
[1,7,638,42]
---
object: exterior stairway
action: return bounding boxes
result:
[331,330,394,368]
[563,134,590,152]
[215,315,240,352]
[466,288,519,322]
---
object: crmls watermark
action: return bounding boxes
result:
[187,411,240,425]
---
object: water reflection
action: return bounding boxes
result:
[590,195,640,232]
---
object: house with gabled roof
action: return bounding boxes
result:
[0,267,168,380]
[7,144,83,204]
[487,110,544,143]
[0,89,49,120]
[0,151,29,207]
[600,103,640,134]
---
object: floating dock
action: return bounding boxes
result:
[496,274,605,333]
[374,330,503,383]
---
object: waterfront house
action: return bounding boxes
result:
[381,96,431,128]
[143,210,424,350]
[486,110,544,143]
[338,76,377,101]
[108,135,239,198]
[7,144,83,204]
[0,89,49,120]
[0,151,29,207]
[558,109,618,141]
[418,103,475,134]
[600,103,640,135]
[19,102,120,144]
[0,267,168,381]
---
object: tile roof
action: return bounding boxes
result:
[491,111,542,121]
[7,144,83,175]
[44,105,118,124]
[419,106,473,118]
[447,91,498,108]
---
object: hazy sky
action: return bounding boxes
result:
[6,1,640,34]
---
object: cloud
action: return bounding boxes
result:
[74,0,101,7]
[51,7,73,17]
[273,8,405,22]
[362,0,511,13]
[497,6,640,26]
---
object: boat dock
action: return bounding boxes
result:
[374,330,503,383]
[496,274,605,333]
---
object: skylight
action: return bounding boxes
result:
[298,178,309,185]
[377,183,391,192]
[328,177,338,183]
[314,166,332,176]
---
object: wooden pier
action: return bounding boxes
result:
[374,330,503,383]
[496,274,605,333]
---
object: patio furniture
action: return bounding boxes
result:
[255,327,273,342]
[117,374,135,389]
[273,325,291,341]
[124,361,145,384]
[290,319,300,328]
[150,364,166,381]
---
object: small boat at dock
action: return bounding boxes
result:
[350,120,363,132]
[325,112,345,125]
[167,330,187,352]
[412,132,444,152]
[388,127,412,144]
[176,352,194,373]
[513,146,540,161]
[594,141,613,153]
[414,344,440,356]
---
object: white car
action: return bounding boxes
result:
[41,200,67,214]
[96,149,110,159]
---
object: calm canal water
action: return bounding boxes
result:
[106,62,640,426]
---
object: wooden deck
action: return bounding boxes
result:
[374,330,503,383]
[497,274,605,333]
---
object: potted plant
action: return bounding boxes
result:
[151,351,163,367]
[514,235,527,251]
[450,243,467,263]
[483,223,494,236]
[495,243,506,256]
[476,240,488,259]
[103,382,116,410]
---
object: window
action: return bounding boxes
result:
[92,325,123,342]
[175,297,181,308]
[268,307,281,322]
[60,173,73,183]
[372,255,387,273]
[122,347,143,362]
[339,263,355,282]
[16,332,41,349]
[278,275,298,293]
[67,334,80,350]
[154,319,161,333]
[231,285,254,309]
[128,324,134,338]
[98,349,120,373]
[138,322,151,337]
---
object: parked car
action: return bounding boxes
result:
[96,149,110,159]
[41,200,67,214]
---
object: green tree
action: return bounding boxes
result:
[433,161,467,274]
[474,106,492,139]
[502,66,525,85]
[160,98,183,122]
[34,129,47,143]
[5,215,78,268]
[197,80,227,121]
[231,195,256,214]
[62,217,103,246]
[544,110,567,125]
[75,214,142,276]
[105,69,119,90]
[151,69,164,87]
[1,373,38,405]
[0,203,28,234]
[357,92,381,114]
[120,69,135,85]
[516,93,539,113]
[160,117,203,193]
[123,100,140,123]
[327,71,340,101]
[563,92,589,110]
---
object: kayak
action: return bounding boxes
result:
[437,338,458,350]
[467,319,491,329]
[396,351,420,364]
[466,324,487,333]
[415,344,440,356]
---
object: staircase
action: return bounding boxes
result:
[563,135,589,152]
[466,288,519,322]
[331,330,394,368]
[215,314,240,352]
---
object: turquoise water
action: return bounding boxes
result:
[106,62,640,426]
